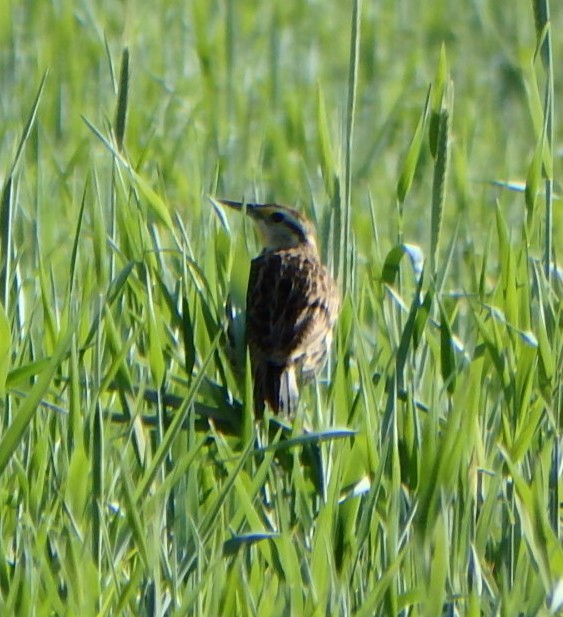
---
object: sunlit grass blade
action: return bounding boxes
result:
[424,514,448,617]
[495,203,519,327]
[395,266,427,385]
[91,401,104,567]
[6,358,51,389]
[0,303,10,398]
[145,267,165,387]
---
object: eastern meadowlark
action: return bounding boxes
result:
[216,199,340,417]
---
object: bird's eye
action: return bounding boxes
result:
[270,212,284,223]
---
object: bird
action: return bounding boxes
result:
[215,198,340,417]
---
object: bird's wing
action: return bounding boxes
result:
[246,250,337,365]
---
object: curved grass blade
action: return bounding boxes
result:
[382,243,424,287]
[223,532,280,557]
[253,427,356,456]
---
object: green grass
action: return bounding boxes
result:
[1,0,562,615]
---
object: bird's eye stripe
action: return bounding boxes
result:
[286,219,308,243]
[270,212,284,223]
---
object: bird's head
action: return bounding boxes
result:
[214,199,318,252]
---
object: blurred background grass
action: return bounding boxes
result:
[0,0,562,615]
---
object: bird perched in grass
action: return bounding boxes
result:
[215,199,340,417]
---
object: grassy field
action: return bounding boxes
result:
[1,0,562,615]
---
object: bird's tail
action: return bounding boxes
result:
[255,363,299,417]
[277,365,299,416]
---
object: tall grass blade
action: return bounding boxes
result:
[532,0,552,71]
[397,85,431,204]
[532,0,558,540]
[145,267,165,387]
[395,265,427,389]
[316,84,336,200]
[531,0,554,280]
[181,297,196,379]
[8,70,48,176]
[341,0,362,294]
[430,96,451,275]
[0,303,10,398]
[1,72,47,308]
[0,178,12,309]
[115,47,130,151]
[429,45,447,158]
[91,401,104,568]
[439,301,456,394]
[69,182,88,300]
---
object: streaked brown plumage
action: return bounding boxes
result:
[216,199,340,417]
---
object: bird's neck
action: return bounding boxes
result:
[261,240,318,255]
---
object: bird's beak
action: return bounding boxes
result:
[213,198,245,211]
[211,197,261,219]
[209,197,258,234]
